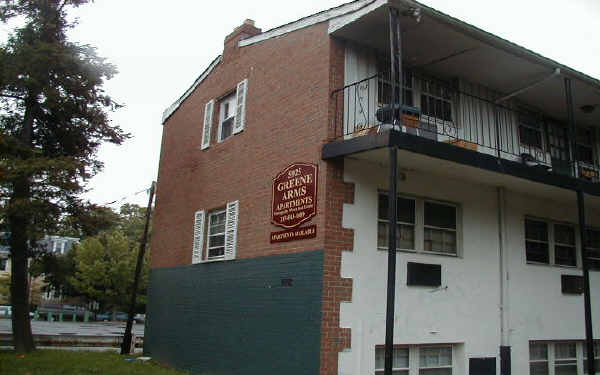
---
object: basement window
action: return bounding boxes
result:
[375,345,454,375]
[529,341,600,375]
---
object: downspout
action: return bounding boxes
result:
[498,187,511,375]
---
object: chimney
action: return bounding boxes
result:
[223,19,262,61]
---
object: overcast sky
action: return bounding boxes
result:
[22,0,600,208]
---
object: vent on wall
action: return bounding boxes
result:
[406,262,441,287]
[561,274,583,294]
[469,357,496,375]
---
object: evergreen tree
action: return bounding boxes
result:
[0,0,128,352]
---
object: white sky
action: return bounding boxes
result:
[24,0,600,207]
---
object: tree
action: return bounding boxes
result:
[0,0,128,352]
[58,204,122,238]
[29,248,78,299]
[29,203,150,308]
[70,231,149,315]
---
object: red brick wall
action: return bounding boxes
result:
[152,22,337,267]
[151,21,353,375]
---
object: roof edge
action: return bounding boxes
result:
[161,55,223,125]
[239,0,378,47]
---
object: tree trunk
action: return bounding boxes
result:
[9,178,36,353]
[9,96,37,353]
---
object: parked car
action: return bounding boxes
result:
[0,306,33,319]
[134,313,145,324]
[97,311,128,321]
[0,305,10,318]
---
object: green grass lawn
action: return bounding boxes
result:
[0,350,188,375]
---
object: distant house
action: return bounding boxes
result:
[146,1,600,375]
[0,233,79,274]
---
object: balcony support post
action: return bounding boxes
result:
[566,76,595,374]
[577,189,595,374]
[389,6,402,126]
[565,77,577,177]
[384,146,398,375]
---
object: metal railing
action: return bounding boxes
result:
[331,71,599,184]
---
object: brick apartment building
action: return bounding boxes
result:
[146,1,600,374]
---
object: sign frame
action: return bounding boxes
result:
[271,162,318,229]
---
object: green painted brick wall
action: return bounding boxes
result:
[145,250,324,375]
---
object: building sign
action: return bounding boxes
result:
[272,163,318,229]
[270,225,317,243]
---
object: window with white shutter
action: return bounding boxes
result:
[224,200,239,260]
[192,210,206,264]
[201,100,214,150]
[233,79,247,134]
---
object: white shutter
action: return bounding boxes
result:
[224,200,239,260]
[192,210,205,264]
[233,79,247,134]
[201,100,214,150]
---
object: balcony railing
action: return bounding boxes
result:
[331,71,600,184]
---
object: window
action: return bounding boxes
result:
[375,345,454,375]
[207,209,226,259]
[554,342,577,374]
[378,195,415,250]
[424,202,457,254]
[378,69,414,108]
[218,93,236,142]
[530,341,600,375]
[585,229,600,270]
[191,201,239,264]
[420,80,453,123]
[530,342,549,375]
[554,224,577,267]
[375,347,409,375]
[576,128,594,165]
[525,218,577,267]
[202,78,247,149]
[378,193,458,256]
[420,346,453,375]
[519,110,544,149]
[583,341,600,374]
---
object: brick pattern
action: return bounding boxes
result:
[151,23,334,268]
[151,22,354,375]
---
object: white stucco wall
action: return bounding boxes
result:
[339,157,600,375]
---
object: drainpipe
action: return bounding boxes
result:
[384,6,401,375]
[565,77,595,374]
[497,187,511,375]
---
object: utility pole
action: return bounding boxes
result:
[121,181,156,355]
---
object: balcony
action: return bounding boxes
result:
[328,70,600,189]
